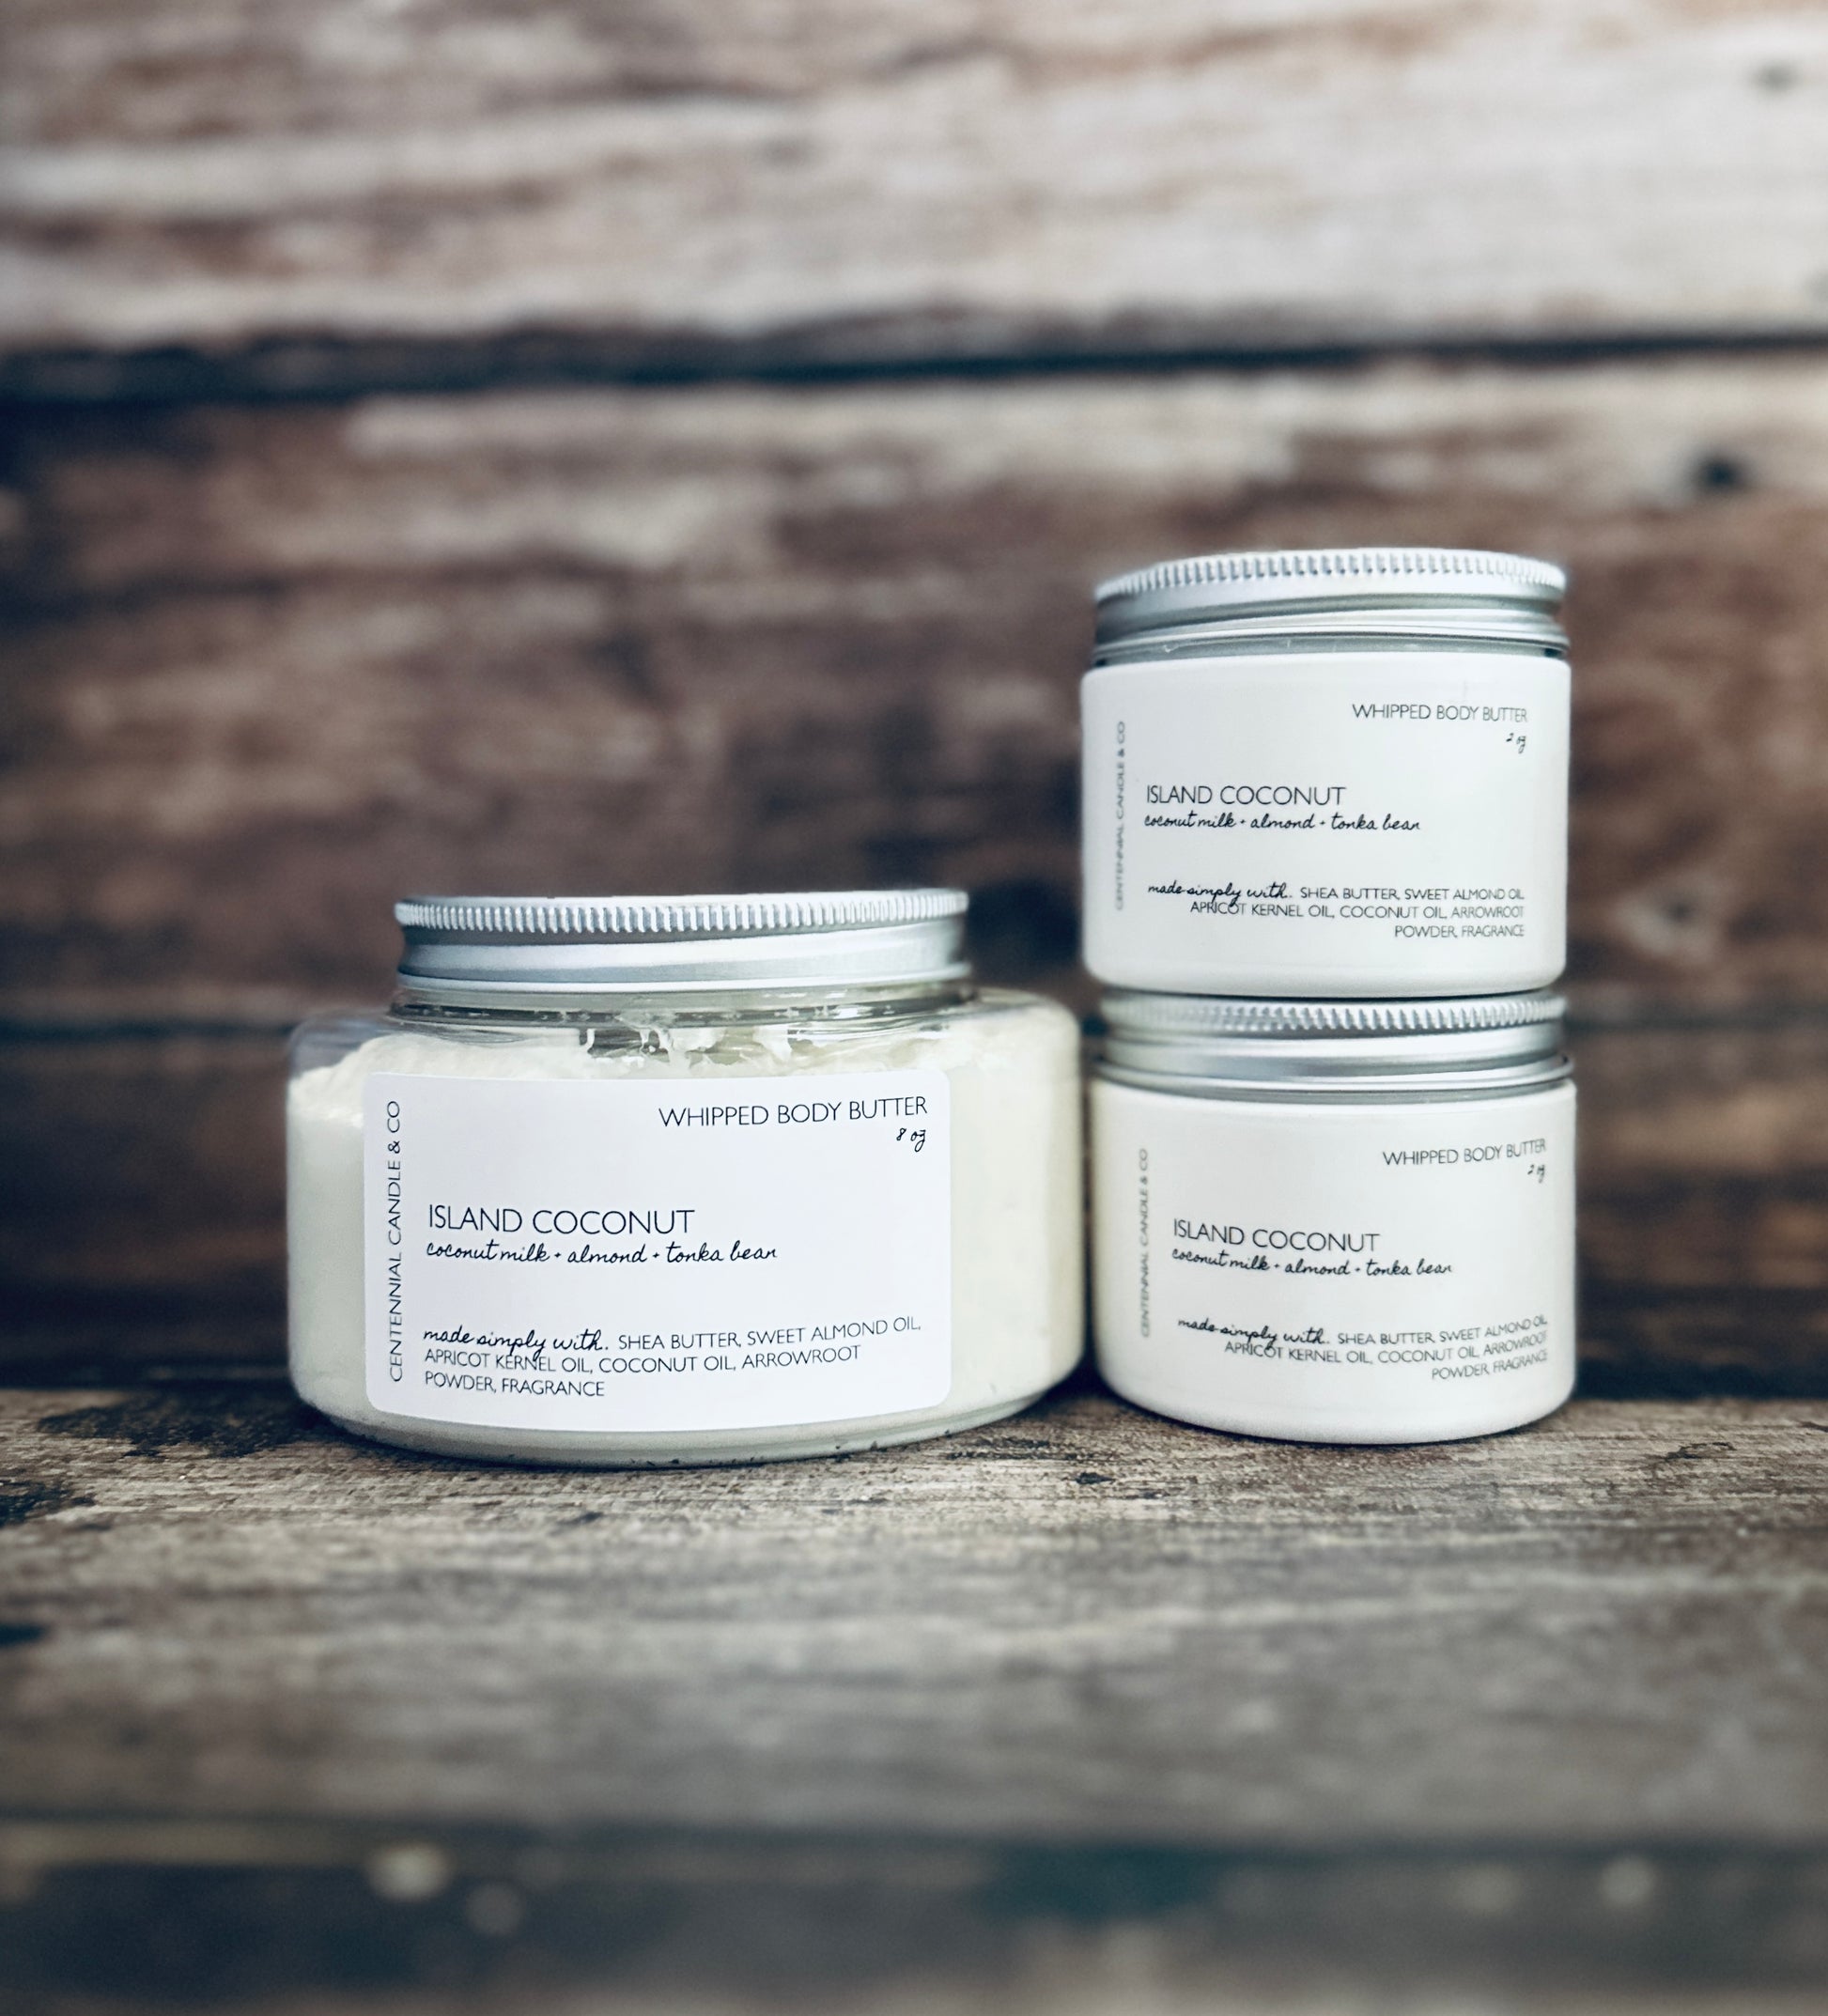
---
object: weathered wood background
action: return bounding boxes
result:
[8,13,1828,2008]
[7,0,1828,1369]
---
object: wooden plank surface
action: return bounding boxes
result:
[4,1,1828,368]
[12,358,1828,1018]
[3,1386,1825,1846]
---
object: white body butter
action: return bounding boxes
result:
[1083,549,1572,999]
[1091,991,1576,1446]
[287,892,1082,1466]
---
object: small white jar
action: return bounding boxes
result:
[1082,548,1571,998]
[1091,990,1575,1445]
[287,891,1083,1466]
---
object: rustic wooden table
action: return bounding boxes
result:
[4,1366,1825,2011]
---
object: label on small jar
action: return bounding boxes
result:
[1091,1080,1576,1441]
[363,1070,952,1434]
[1082,651,1569,993]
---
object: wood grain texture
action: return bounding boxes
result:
[2,1388,1826,1848]
[0,1034,285,1358]
[1577,1019,1828,1291]
[11,357,1828,1015]
[9,14,1828,2005]
[3,1,1828,362]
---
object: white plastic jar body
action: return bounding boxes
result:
[1082,647,1570,997]
[287,986,1083,1466]
[1090,1073,1576,1445]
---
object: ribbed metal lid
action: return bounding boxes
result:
[1099,988,1569,1096]
[395,890,970,1000]
[1094,547,1568,653]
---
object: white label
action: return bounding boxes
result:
[1092,1081,1575,1441]
[364,1070,952,1434]
[1083,652,1569,993]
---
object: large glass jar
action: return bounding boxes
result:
[288,892,1083,1465]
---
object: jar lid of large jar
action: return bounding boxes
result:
[1092,547,1568,657]
[1098,988,1570,1098]
[395,891,969,1000]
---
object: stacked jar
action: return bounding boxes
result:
[1081,550,1577,1444]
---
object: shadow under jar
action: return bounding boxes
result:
[287,892,1083,1466]
[1091,990,1575,1445]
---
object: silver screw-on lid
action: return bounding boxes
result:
[395,890,970,1000]
[1093,547,1568,654]
[1099,988,1570,1098]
